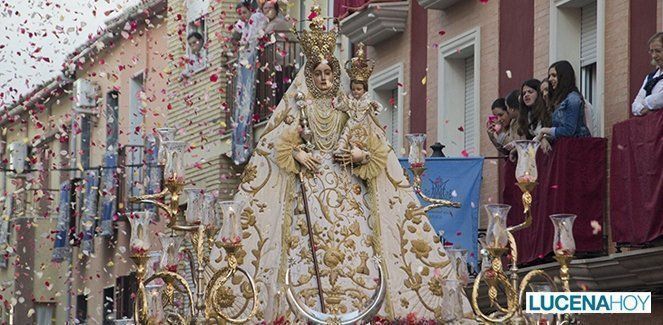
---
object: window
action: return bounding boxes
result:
[438,28,480,156]
[103,286,115,324]
[185,0,209,74]
[106,91,119,153]
[76,294,88,324]
[550,0,603,136]
[116,273,137,320]
[580,2,598,136]
[370,63,404,153]
[35,303,55,325]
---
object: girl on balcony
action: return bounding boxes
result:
[632,32,663,116]
[498,90,528,160]
[537,60,591,140]
[486,98,510,155]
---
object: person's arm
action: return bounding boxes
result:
[644,88,663,112]
[550,93,583,139]
[632,76,649,116]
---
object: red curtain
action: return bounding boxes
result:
[610,110,663,244]
[501,138,607,264]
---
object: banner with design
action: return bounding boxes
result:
[399,157,483,269]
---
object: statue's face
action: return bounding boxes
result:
[313,62,333,92]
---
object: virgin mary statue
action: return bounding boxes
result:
[211,6,473,321]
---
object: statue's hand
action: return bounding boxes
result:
[334,146,367,166]
[294,150,321,171]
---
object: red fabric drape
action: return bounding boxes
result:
[500,138,607,264]
[610,110,663,244]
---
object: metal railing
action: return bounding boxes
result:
[224,39,301,131]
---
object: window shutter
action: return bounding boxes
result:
[186,0,210,22]
[581,3,597,66]
[80,115,91,169]
[463,56,476,154]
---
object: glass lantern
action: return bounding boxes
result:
[201,193,219,230]
[478,238,492,272]
[218,200,244,245]
[514,140,540,184]
[145,283,165,323]
[527,283,555,325]
[162,141,187,184]
[184,188,205,224]
[128,211,154,255]
[156,127,177,165]
[484,204,511,250]
[447,247,470,285]
[158,233,183,273]
[550,214,577,257]
[405,133,427,168]
[441,279,465,322]
[146,251,162,279]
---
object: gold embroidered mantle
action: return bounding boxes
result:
[209,70,473,321]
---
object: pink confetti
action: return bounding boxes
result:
[590,220,602,235]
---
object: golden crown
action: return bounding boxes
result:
[297,6,338,62]
[345,43,375,82]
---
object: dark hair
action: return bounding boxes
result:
[505,90,527,137]
[505,90,520,111]
[187,32,204,42]
[549,60,579,107]
[350,80,368,91]
[518,79,550,138]
[648,32,663,46]
[491,98,506,111]
[262,0,280,13]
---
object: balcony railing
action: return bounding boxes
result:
[224,40,300,132]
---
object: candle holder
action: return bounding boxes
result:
[128,211,154,255]
[510,140,541,232]
[129,136,258,323]
[442,279,466,322]
[447,247,470,286]
[551,214,577,293]
[405,133,461,212]
[471,205,560,324]
[156,127,177,165]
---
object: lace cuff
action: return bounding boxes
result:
[353,133,389,180]
[275,126,302,174]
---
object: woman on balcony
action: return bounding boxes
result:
[215,6,473,322]
[632,32,663,116]
[537,60,590,140]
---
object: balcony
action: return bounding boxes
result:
[224,40,300,131]
[339,1,409,46]
[416,0,462,11]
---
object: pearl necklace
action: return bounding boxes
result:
[306,99,345,152]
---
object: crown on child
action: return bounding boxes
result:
[345,43,375,82]
[297,6,338,63]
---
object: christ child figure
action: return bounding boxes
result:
[333,43,384,166]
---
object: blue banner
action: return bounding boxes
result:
[399,157,483,269]
[100,151,117,237]
[52,181,71,263]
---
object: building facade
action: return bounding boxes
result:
[0,1,168,323]
[336,0,663,322]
